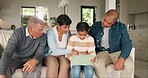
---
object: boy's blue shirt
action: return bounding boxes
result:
[89,21,132,60]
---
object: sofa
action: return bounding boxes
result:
[0,44,4,58]
[11,48,135,78]
[0,30,135,78]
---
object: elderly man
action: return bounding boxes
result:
[0,16,46,78]
[89,9,133,78]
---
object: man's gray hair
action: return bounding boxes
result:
[28,16,45,27]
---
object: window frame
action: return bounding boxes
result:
[81,6,96,26]
[21,6,36,26]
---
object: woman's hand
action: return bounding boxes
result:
[71,49,78,55]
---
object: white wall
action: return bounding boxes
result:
[105,0,116,12]
[0,0,105,30]
[135,13,148,25]
[68,0,105,30]
[119,0,135,24]
[119,0,129,24]
[120,0,148,26]
[0,0,62,28]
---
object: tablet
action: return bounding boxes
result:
[71,55,95,65]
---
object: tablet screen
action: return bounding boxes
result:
[71,55,95,65]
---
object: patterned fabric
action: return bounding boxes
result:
[67,34,96,59]
[67,35,95,54]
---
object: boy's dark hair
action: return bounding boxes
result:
[76,22,90,32]
[56,14,72,26]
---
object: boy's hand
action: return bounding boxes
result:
[79,52,87,55]
[87,52,94,55]
[71,49,78,55]
[91,56,97,63]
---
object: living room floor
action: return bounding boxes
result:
[135,58,148,78]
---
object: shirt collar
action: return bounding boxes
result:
[26,27,36,39]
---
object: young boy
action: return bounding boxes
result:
[66,22,96,78]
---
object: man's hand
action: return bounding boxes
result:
[23,58,38,73]
[114,57,124,70]
[0,75,7,78]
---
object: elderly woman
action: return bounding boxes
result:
[44,14,77,78]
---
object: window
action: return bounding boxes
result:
[81,6,96,26]
[21,6,49,26]
[21,7,35,26]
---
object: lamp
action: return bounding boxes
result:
[58,0,69,14]
[58,0,69,7]
[0,19,5,28]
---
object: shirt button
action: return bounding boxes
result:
[103,49,105,50]
[101,33,103,34]
[97,40,99,42]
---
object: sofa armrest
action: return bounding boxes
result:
[106,47,135,78]
[130,47,135,62]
